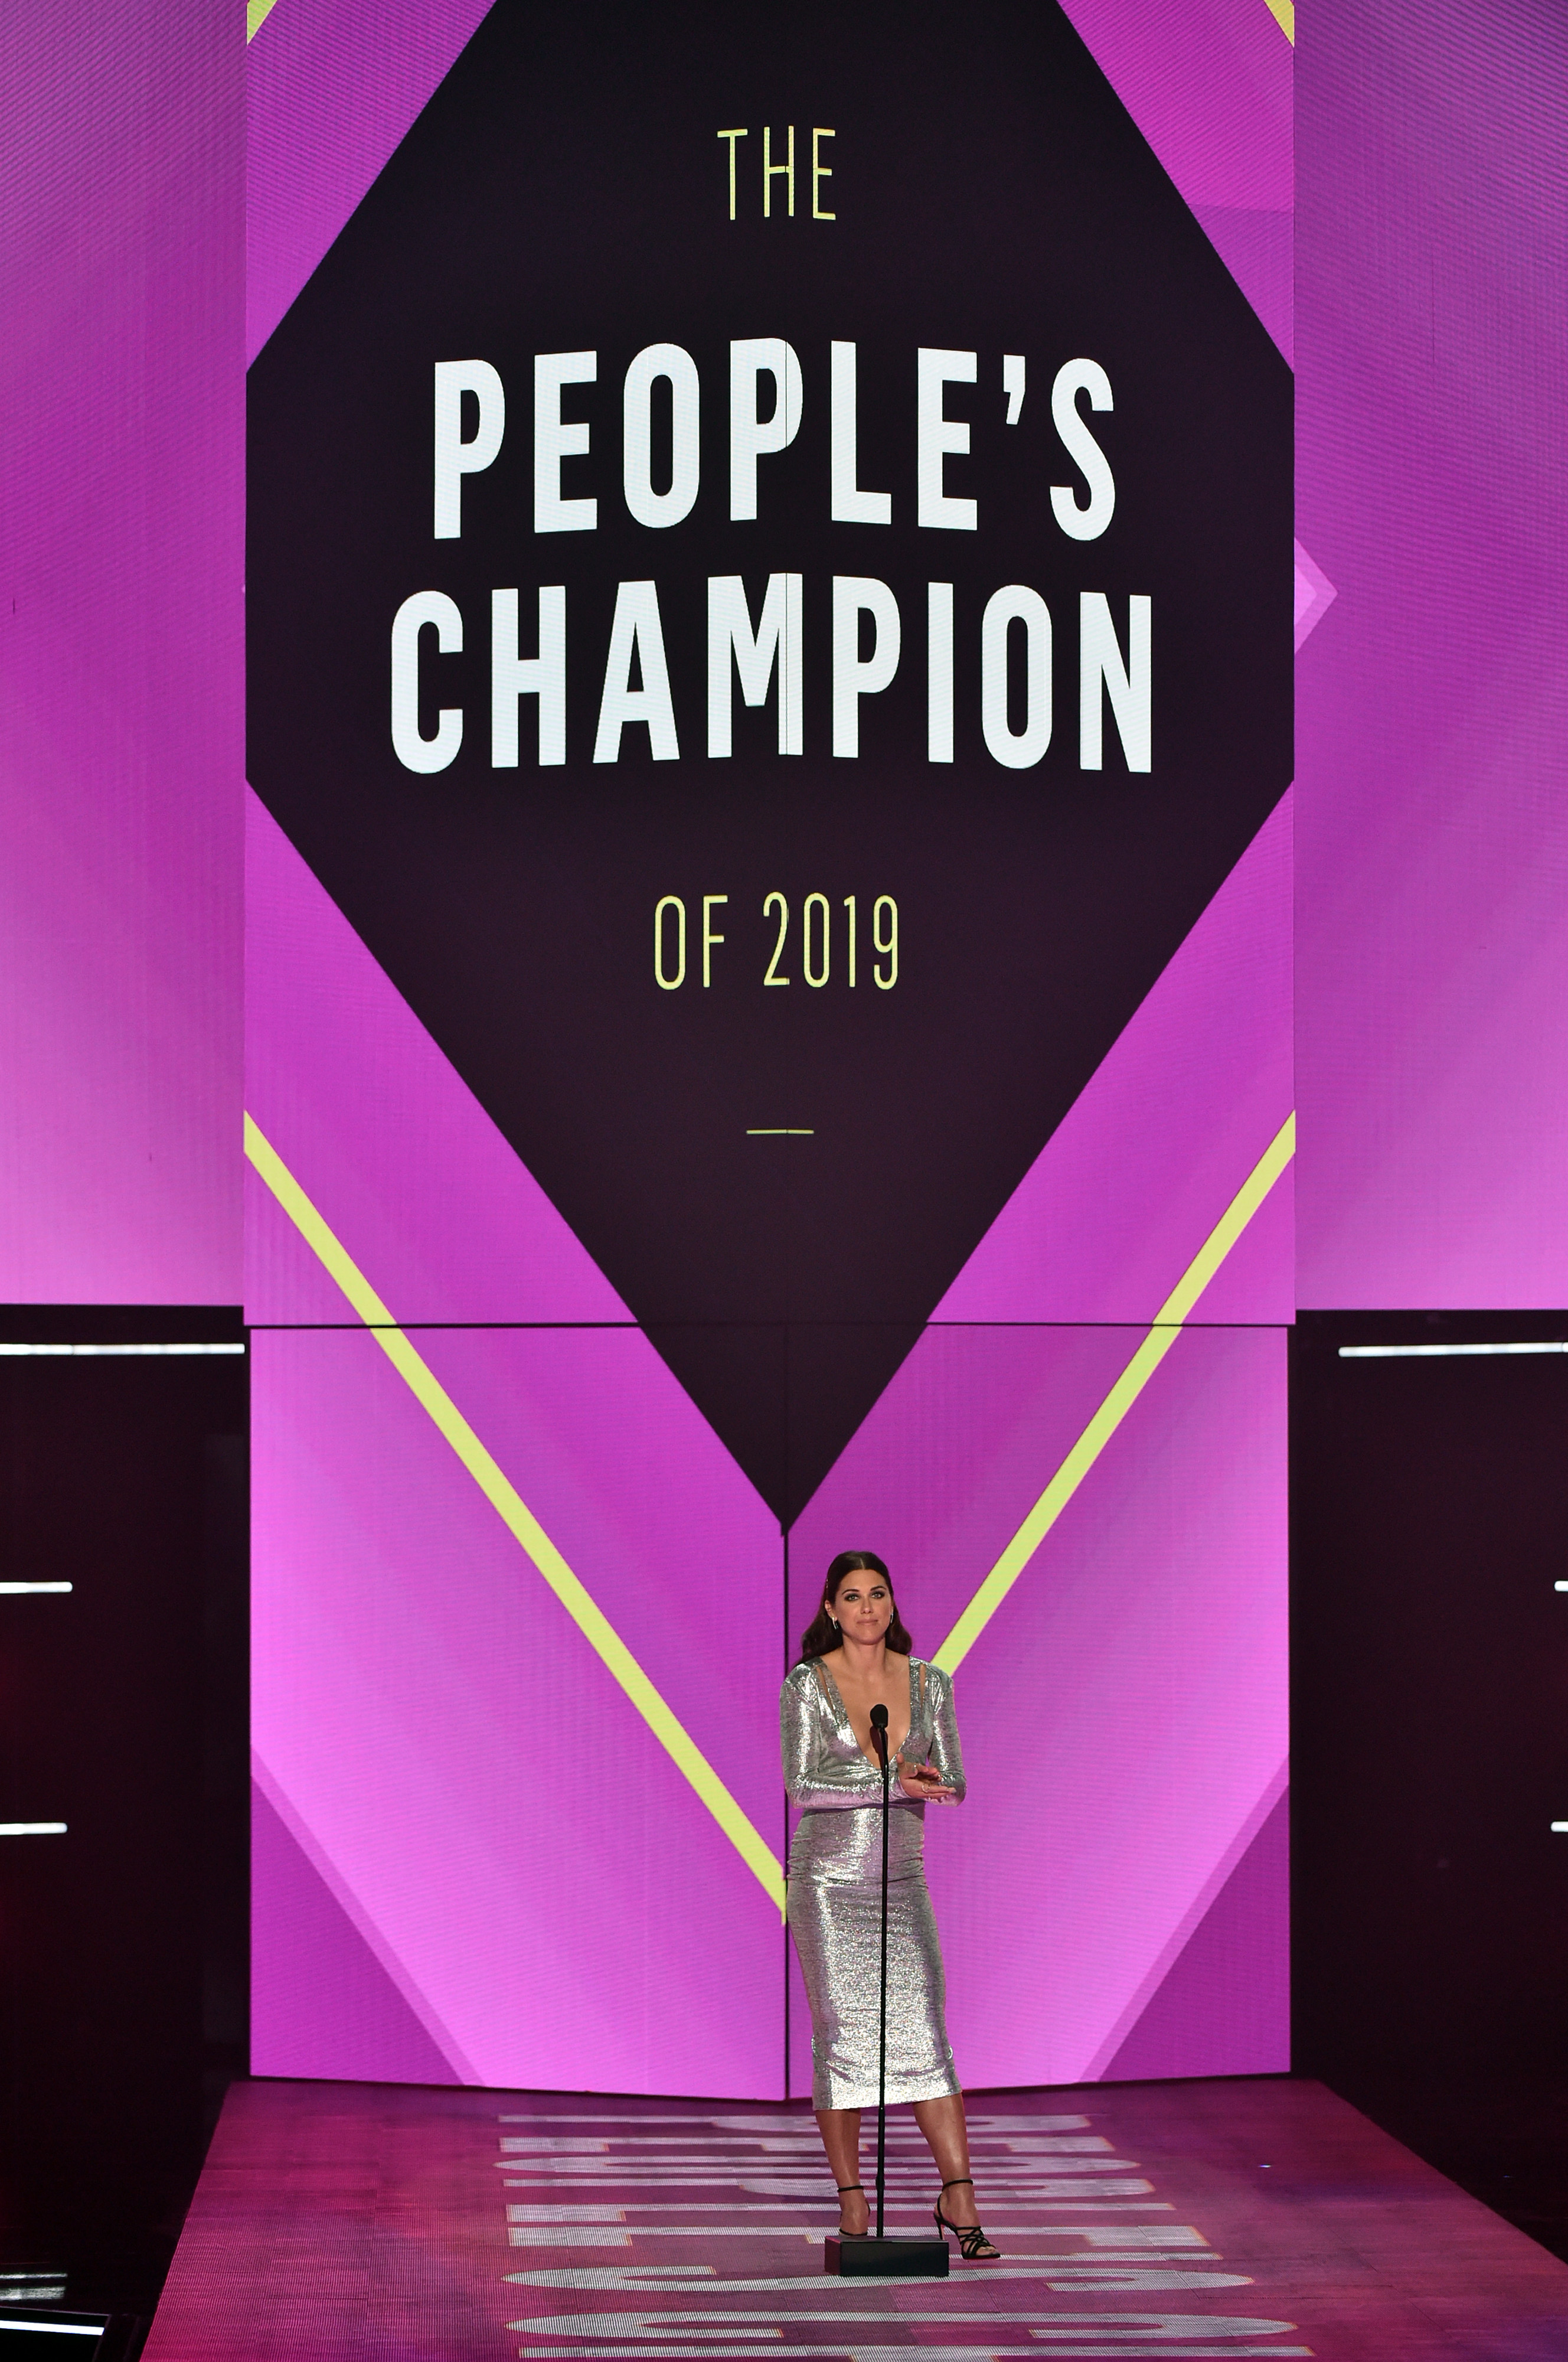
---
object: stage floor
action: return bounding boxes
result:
[141,2076,1568,2361]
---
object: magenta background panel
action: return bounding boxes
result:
[1295,0,1568,1307]
[789,1324,1288,2093]
[936,794,1292,1328]
[250,1324,782,2094]
[1105,1790,1289,2082]
[251,1782,458,2086]
[1061,0,1292,363]
[245,789,628,1326]
[247,0,496,364]
[0,0,242,1303]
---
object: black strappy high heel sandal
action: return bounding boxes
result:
[835,2181,870,2238]
[933,2177,1000,2260]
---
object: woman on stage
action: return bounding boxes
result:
[780,1550,999,2260]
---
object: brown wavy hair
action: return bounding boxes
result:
[799,1550,913,1661]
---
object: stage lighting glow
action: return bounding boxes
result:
[0,1823,67,1836]
[0,1583,71,1594]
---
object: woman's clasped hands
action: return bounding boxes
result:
[897,1757,958,1804]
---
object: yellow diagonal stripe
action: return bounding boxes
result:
[244,1113,786,1916]
[935,1111,1296,1676]
[1264,0,1295,43]
[247,0,280,40]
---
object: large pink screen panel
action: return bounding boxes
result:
[1295,0,1568,1305]
[0,0,241,1302]
[247,0,1293,2095]
[250,1324,783,2095]
[789,1324,1288,2095]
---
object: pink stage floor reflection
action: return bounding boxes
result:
[141,2077,1567,2360]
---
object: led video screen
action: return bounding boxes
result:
[247,0,1292,2093]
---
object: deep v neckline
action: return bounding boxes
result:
[819,1655,915,1767]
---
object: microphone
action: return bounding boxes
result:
[869,1702,888,1767]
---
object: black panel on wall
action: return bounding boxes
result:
[0,1308,248,2324]
[1291,1310,1568,2260]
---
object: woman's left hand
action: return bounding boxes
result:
[897,1758,958,1803]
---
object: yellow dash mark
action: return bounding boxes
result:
[1264,0,1295,43]
[243,1113,787,1917]
[934,1112,1296,1677]
[247,0,280,40]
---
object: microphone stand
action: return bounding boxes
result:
[824,1698,948,2277]
[870,1705,891,2241]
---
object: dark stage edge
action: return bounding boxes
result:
[140,2077,1568,2361]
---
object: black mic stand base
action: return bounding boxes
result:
[824,2233,949,2277]
[822,1719,950,2276]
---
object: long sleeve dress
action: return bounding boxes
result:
[780,1652,966,2110]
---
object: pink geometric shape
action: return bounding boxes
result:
[1104,1789,1290,2080]
[246,788,627,1324]
[247,0,495,364]
[1083,1759,1288,2079]
[935,794,1293,1327]
[251,1780,459,2085]
[1061,0,1293,362]
[0,0,241,1303]
[251,1323,783,2095]
[1193,200,1294,368]
[1294,537,1338,651]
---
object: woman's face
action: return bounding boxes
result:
[829,1573,893,1645]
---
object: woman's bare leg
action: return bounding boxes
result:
[814,2108,868,2233]
[912,2093,981,2225]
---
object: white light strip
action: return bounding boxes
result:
[1556,1583,1568,1593]
[0,2324,102,2337]
[1553,1822,1568,1834]
[0,1583,72,1595]
[0,1341,243,1357]
[0,1823,67,1836]
[1338,1340,1565,1358]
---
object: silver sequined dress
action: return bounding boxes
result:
[780,1655,965,2110]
